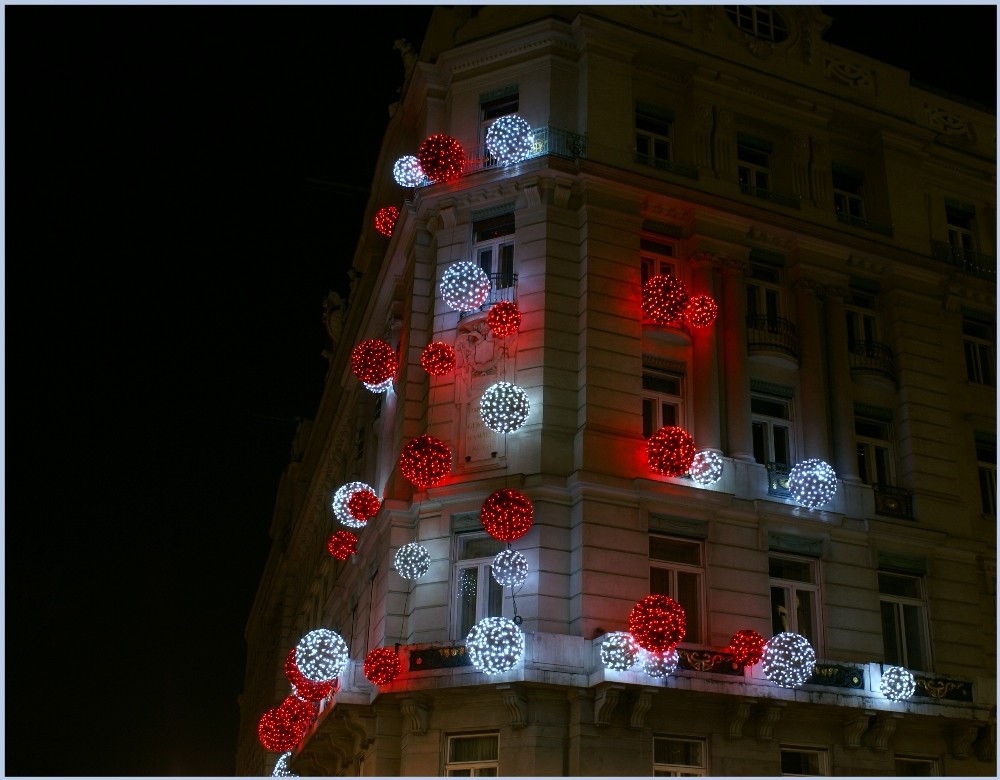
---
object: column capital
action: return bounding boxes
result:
[791,277,823,295]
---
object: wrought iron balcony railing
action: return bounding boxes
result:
[746,315,799,360]
[461,125,587,176]
[932,240,996,282]
[835,211,894,236]
[765,462,793,497]
[873,483,914,520]
[634,152,699,179]
[738,182,801,209]
[458,272,518,318]
[848,340,895,383]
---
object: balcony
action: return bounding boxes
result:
[835,211,894,236]
[873,483,914,520]
[848,340,895,384]
[458,272,518,318]
[738,182,801,209]
[634,152,699,179]
[933,240,996,282]
[461,125,587,176]
[765,461,793,498]
[746,315,799,361]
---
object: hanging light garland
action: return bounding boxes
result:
[879,665,916,701]
[486,300,522,337]
[726,629,766,667]
[392,155,427,188]
[466,616,525,675]
[332,481,378,527]
[491,548,528,588]
[347,488,380,522]
[284,648,334,702]
[788,458,838,509]
[440,261,491,311]
[681,294,719,328]
[689,449,723,485]
[363,647,402,686]
[272,751,298,777]
[326,530,359,561]
[417,133,466,183]
[374,206,399,238]
[479,381,530,433]
[762,632,816,688]
[599,631,640,671]
[399,434,452,488]
[350,339,398,390]
[485,114,534,166]
[420,341,457,376]
[294,629,350,683]
[393,542,432,579]
[640,647,680,678]
[646,425,697,477]
[628,594,687,652]
[480,488,534,542]
[641,274,690,324]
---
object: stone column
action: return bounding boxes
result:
[823,287,861,482]
[721,259,754,461]
[689,252,721,451]
[793,279,830,460]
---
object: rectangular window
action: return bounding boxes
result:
[446,733,499,776]
[977,438,997,517]
[738,136,772,196]
[635,104,673,167]
[653,735,707,776]
[855,417,894,487]
[474,214,516,294]
[745,263,783,322]
[650,536,704,643]
[640,235,677,287]
[643,367,684,438]
[844,290,880,352]
[962,316,996,386]
[946,203,976,255]
[878,571,929,670]
[454,533,508,640]
[832,168,865,221]
[894,756,938,776]
[751,395,793,467]
[780,746,828,776]
[769,555,819,647]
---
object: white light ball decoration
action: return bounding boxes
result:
[392,155,427,188]
[332,482,377,528]
[466,616,525,675]
[363,377,394,393]
[479,381,530,433]
[491,548,528,588]
[272,752,298,777]
[294,629,350,683]
[788,458,838,509]
[640,647,680,678]
[599,631,640,671]
[393,542,431,580]
[762,632,816,688]
[689,449,724,485]
[440,261,491,312]
[880,665,916,701]
[486,114,534,166]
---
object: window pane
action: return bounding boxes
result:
[487,573,504,617]
[458,568,478,638]
[460,536,506,560]
[881,601,903,665]
[780,749,823,775]
[874,447,891,485]
[796,590,815,644]
[643,373,682,394]
[878,572,921,599]
[752,421,768,464]
[654,738,703,767]
[643,398,656,439]
[771,585,790,634]
[903,604,926,670]
[450,735,499,762]
[677,571,700,640]
[650,565,671,596]
[751,397,789,418]
[662,402,677,426]
[650,537,701,565]
[895,758,936,776]
[478,247,493,275]
[770,557,813,583]
[855,419,887,439]
[773,426,790,465]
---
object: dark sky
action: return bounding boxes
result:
[5,5,995,778]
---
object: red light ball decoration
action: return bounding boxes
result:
[374,206,399,238]
[727,629,766,667]
[421,341,457,376]
[646,425,697,477]
[641,274,690,324]
[682,294,719,328]
[417,134,466,183]
[326,531,359,562]
[350,339,398,387]
[486,300,522,337]
[399,434,452,488]
[347,489,380,522]
[258,707,303,752]
[277,695,315,733]
[284,648,334,702]
[363,647,401,686]
[628,594,687,652]
[480,488,534,542]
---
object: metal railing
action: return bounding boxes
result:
[932,240,996,282]
[459,125,587,176]
[738,182,801,209]
[765,462,793,497]
[634,152,699,179]
[746,315,799,360]
[458,272,518,318]
[873,483,914,520]
[847,340,895,383]
[835,211,894,236]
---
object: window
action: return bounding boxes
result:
[474,214,515,292]
[454,533,508,640]
[640,235,677,287]
[780,746,828,776]
[745,263,783,322]
[879,571,929,671]
[962,316,995,386]
[976,437,996,517]
[751,394,792,467]
[832,168,865,223]
[643,367,684,438]
[653,735,707,776]
[650,536,704,643]
[481,90,519,166]
[635,103,673,167]
[845,290,879,351]
[946,202,977,256]
[769,554,819,646]
[725,6,788,42]
[855,417,894,487]
[446,733,499,776]
[738,136,772,196]
[894,756,938,776]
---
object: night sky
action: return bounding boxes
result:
[5,5,995,777]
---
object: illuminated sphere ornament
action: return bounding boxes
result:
[788,458,838,509]
[418,133,466,183]
[646,425,697,477]
[284,648,334,702]
[272,751,298,777]
[628,594,687,652]
[350,339,398,389]
[363,377,394,393]
[277,695,314,734]
[466,616,525,675]
[394,542,432,579]
[420,341,457,376]
[326,530,359,561]
[440,261,491,311]
[726,629,766,667]
[880,665,916,701]
[491,548,528,588]
[480,488,534,542]
[689,449,724,485]
[486,300,522,337]
[258,707,304,753]
[600,631,640,671]
[762,632,816,688]
[640,647,680,678]
[347,489,380,522]
[399,434,452,488]
[392,155,427,188]
[332,481,378,527]
[479,381,530,433]
[641,274,690,324]
[363,647,402,686]
[294,629,350,683]
[374,206,399,238]
[682,294,719,328]
[485,114,534,166]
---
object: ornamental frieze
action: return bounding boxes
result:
[824,58,875,92]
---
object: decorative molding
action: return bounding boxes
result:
[976,720,996,762]
[844,712,871,749]
[400,697,428,735]
[953,722,980,759]
[923,104,975,140]
[677,647,743,676]
[498,685,529,729]
[639,6,688,26]
[729,698,755,738]
[594,684,623,727]
[824,58,874,92]
[914,674,974,702]
[868,714,900,752]
[629,689,656,730]
[807,663,865,690]
[642,354,686,374]
[756,703,785,742]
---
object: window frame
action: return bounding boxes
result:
[649,535,705,644]
[445,732,500,777]
[977,439,997,517]
[946,203,977,255]
[745,263,784,321]
[779,745,829,776]
[751,394,794,468]
[635,104,673,167]
[652,734,708,776]
[452,532,509,641]
[962,316,996,387]
[832,168,866,221]
[769,553,821,649]
[737,139,773,196]
[893,755,939,776]
[854,416,895,488]
[878,570,931,671]
[642,366,686,438]
[473,214,516,294]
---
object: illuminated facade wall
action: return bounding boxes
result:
[239,7,996,777]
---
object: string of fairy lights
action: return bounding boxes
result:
[259,112,918,768]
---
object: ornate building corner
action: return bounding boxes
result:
[400,697,429,735]
[843,711,871,749]
[594,684,624,727]
[728,697,756,738]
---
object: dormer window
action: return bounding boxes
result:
[725,6,788,42]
